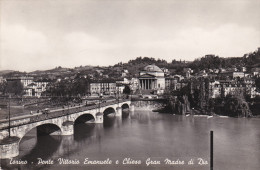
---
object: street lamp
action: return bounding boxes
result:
[8,94,11,138]
[130,89,133,100]
[67,101,70,120]
[117,87,120,106]
[99,93,103,113]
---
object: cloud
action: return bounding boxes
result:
[131,24,260,60]
[1,0,259,71]
[59,32,119,66]
[0,25,119,71]
[0,24,50,71]
[62,32,115,54]
[1,23,259,71]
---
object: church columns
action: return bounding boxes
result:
[140,79,156,90]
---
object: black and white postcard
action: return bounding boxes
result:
[0,0,259,169]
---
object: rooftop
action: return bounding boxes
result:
[143,64,163,72]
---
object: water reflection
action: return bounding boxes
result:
[74,123,95,142]
[21,135,61,162]
[122,111,130,119]
[103,115,116,129]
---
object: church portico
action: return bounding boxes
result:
[139,78,157,90]
[138,65,165,94]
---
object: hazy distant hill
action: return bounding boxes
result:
[0,48,259,78]
[29,65,95,74]
[0,70,16,76]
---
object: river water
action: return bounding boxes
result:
[1,108,260,170]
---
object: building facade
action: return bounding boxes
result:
[6,77,49,97]
[6,77,34,87]
[90,82,116,96]
[138,65,165,94]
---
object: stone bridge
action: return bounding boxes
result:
[0,99,133,159]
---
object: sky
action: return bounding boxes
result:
[0,0,260,72]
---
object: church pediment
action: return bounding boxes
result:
[139,73,156,78]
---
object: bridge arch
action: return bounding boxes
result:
[74,113,95,124]
[121,103,130,110]
[103,107,116,116]
[19,123,62,144]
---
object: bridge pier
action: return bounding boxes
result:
[95,112,103,123]
[116,107,122,116]
[61,121,74,135]
[0,136,20,159]
[130,104,135,112]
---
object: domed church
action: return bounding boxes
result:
[138,64,165,94]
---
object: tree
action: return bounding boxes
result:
[5,81,24,96]
[0,81,7,94]
[223,93,252,117]
[256,77,260,92]
[123,85,131,94]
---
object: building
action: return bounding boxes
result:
[23,80,49,97]
[101,82,116,95]
[6,76,49,97]
[138,64,165,94]
[90,82,116,96]
[24,80,49,97]
[6,76,33,87]
[24,83,42,97]
[121,69,129,77]
[0,76,5,83]
[233,72,245,78]
[165,76,175,89]
[209,81,221,98]
[207,79,257,98]
[183,68,193,78]
[129,78,139,93]
[116,83,125,95]
[90,83,100,95]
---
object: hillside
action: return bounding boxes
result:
[0,48,259,79]
[0,70,16,76]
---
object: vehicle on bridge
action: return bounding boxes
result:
[42,108,50,114]
[142,95,158,99]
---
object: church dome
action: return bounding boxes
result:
[143,64,163,72]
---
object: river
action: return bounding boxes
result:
[1,107,260,170]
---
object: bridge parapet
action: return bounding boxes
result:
[0,99,130,130]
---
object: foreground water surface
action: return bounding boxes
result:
[1,109,260,170]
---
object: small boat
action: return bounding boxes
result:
[207,115,213,119]
[194,115,208,117]
[219,116,229,118]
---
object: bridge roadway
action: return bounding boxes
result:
[0,99,133,159]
